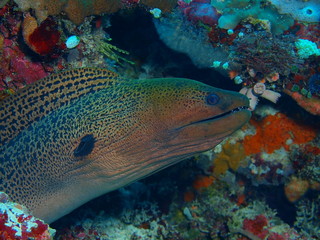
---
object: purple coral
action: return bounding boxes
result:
[179,0,220,26]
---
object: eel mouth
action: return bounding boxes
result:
[189,105,250,126]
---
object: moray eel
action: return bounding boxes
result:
[0,68,251,223]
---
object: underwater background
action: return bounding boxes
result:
[0,0,319,239]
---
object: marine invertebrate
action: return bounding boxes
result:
[295,38,320,59]
[284,89,320,115]
[295,195,320,238]
[284,177,309,202]
[210,0,294,34]
[0,0,8,8]
[97,39,134,65]
[65,35,80,49]
[0,192,55,239]
[0,35,49,91]
[192,175,215,191]
[213,141,246,175]
[22,14,64,56]
[270,0,320,23]
[229,32,298,80]
[242,214,269,239]
[0,4,53,97]
[178,0,220,26]
[240,82,281,110]
[243,112,317,155]
[229,200,306,240]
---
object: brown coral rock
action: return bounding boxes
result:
[64,0,121,25]
[15,0,121,25]
[15,0,177,25]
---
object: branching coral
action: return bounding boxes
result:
[295,195,320,238]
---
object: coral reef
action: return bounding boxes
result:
[0,7,51,96]
[14,0,122,25]
[284,177,310,202]
[22,14,65,56]
[178,0,220,26]
[229,32,299,83]
[270,0,320,23]
[284,89,320,116]
[212,141,246,175]
[210,0,294,34]
[153,10,228,68]
[14,0,177,25]
[0,192,55,239]
[0,1,319,239]
[295,195,320,239]
[243,112,317,154]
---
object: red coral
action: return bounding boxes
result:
[0,192,54,240]
[243,215,269,239]
[27,18,65,56]
[268,232,285,240]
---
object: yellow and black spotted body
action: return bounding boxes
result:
[0,68,251,223]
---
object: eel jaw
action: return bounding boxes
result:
[187,105,250,126]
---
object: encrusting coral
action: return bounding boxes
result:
[243,112,317,155]
[213,141,246,176]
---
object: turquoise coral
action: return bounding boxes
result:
[270,0,320,23]
[210,0,294,34]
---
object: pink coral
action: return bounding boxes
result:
[0,7,50,92]
[243,214,269,239]
[0,38,49,91]
[284,89,320,115]
[0,192,55,240]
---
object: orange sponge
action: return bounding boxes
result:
[243,113,317,155]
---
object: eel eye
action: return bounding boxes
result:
[74,134,95,157]
[206,93,220,105]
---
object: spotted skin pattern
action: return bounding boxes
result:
[0,68,251,223]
